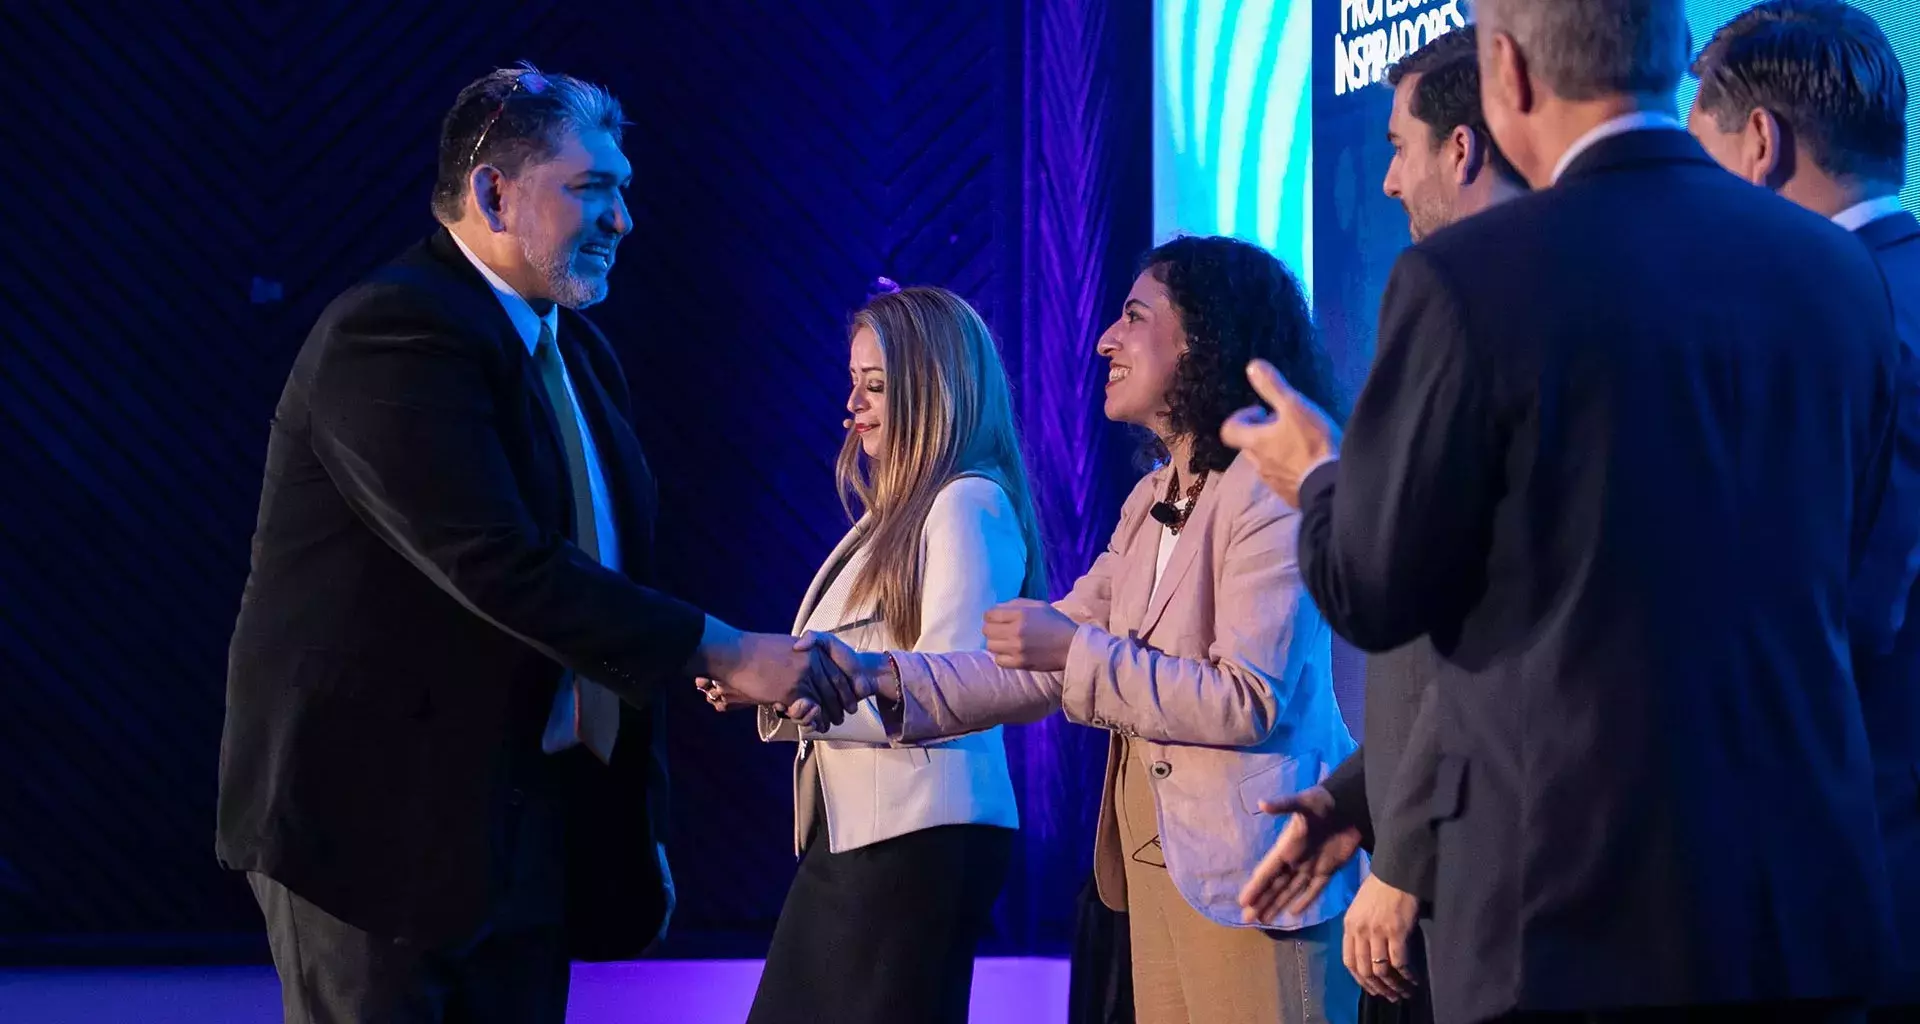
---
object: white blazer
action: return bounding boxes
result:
[758,475,1026,854]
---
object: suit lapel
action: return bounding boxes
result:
[425,230,531,360]
[420,232,635,564]
[555,328,660,571]
[1137,471,1224,638]
[1103,468,1164,638]
[792,525,869,634]
[1109,540,1155,639]
[419,231,583,548]
[516,337,573,515]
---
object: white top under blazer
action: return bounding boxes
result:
[758,475,1027,853]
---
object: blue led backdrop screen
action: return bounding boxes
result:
[1159,0,1917,738]
[1153,0,1319,299]
[1306,0,1919,393]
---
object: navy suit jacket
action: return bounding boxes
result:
[1297,129,1902,1022]
[1851,208,1920,1005]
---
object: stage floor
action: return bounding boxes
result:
[0,958,1070,1022]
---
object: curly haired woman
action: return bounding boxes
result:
[799,236,1364,1024]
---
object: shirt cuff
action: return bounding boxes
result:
[1300,457,1340,506]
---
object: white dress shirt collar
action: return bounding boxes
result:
[1832,194,1910,233]
[1550,111,1685,185]
[448,230,559,356]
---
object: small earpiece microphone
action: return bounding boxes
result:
[844,419,855,429]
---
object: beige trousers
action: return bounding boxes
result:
[1115,740,1357,1024]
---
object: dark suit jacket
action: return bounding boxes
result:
[1851,209,1920,1005]
[217,230,706,954]
[1321,641,1445,1017]
[1321,641,1442,882]
[1297,129,1902,1022]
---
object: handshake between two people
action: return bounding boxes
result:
[693,598,1084,729]
[694,630,884,729]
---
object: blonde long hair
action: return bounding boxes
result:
[836,287,1048,646]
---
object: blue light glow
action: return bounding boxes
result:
[1153,0,1318,300]
[1156,1,1918,321]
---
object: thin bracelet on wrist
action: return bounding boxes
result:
[878,651,904,704]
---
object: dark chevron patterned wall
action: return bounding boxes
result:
[1002,0,1157,953]
[1,0,1159,956]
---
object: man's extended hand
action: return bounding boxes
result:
[982,598,1078,671]
[1238,785,1363,924]
[698,631,851,727]
[1220,359,1339,506]
[694,676,752,712]
[1342,874,1421,1002]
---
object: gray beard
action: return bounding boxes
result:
[522,240,608,309]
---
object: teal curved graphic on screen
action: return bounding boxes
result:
[1158,0,1916,319]
[1154,0,1318,299]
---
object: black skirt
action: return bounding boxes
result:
[747,819,1015,1024]
[1067,872,1134,1024]
[1359,990,1434,1024]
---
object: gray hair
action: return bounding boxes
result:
[1475,0,1691,103]
[430,63,626,223]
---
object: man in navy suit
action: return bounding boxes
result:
[1224,0,1903,1020]
[1690,4,1919,1018]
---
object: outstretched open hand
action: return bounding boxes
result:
[1238,784,1364,924]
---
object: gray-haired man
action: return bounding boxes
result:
[1223,0,1902,1020]
[217,66,840,1022]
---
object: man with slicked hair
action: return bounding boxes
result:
[1239,26,1529,1024]
[1692,4,1920,1018]
[1223,1,1903,1019]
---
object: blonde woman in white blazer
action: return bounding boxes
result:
[700,285,1047,1024]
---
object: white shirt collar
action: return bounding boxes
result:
[1832,195,1909,233]
[1550,111,1685,185]
[448,229,559,355]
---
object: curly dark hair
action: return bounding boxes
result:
[1143,235,1343,475]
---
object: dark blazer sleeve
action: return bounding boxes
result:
[1298,248,1501,653]
[303,285,707,700]
[1320,746,1375,851]
[1849,337,1920,654]
[1371,682,1440,900]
